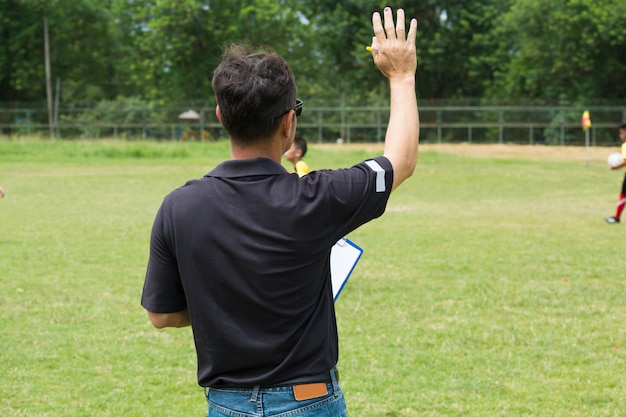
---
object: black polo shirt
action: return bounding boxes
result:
[142,156,393,387]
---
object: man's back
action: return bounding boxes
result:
[143,156,393,386]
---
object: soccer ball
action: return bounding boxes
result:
[607,152,623,167]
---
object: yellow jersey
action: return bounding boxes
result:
[295,160,310,177]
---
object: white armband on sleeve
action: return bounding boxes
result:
[365,160,386,193]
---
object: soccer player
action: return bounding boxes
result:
[605,123,626,224]
[283,136,310,177]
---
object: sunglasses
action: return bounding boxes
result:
[276,99,303,119]
[294,99,303,117]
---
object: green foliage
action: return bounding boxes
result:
[1,1,625,106]
[0,0,119,102]
[110,0,306,101]
[0,0,46,102]
[488,0,626,101]
[60,97,165,125]
[389,0,513,99]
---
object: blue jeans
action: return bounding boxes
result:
[205,373,348,416]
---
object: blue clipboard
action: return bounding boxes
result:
[330,238,363,301]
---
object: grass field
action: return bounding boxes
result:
[1,139,624,417]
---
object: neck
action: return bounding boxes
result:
[230,135,285,163]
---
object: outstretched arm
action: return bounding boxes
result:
[370,8,419,191]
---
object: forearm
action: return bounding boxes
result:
[148,307,190,329]
[370,7,419,191]
[384,77,419,191]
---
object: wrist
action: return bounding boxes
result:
[389,75,416,86]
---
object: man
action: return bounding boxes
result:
[141,7,418,416]
[605,123,626,224]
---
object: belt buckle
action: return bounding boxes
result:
[293,382,328,401]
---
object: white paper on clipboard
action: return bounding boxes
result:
[330,238,363,301]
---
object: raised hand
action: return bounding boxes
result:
[370,7,418,81]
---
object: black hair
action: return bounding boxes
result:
[212,44,297,143]
[293,136,307,158]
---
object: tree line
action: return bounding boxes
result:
[1,0,625,108]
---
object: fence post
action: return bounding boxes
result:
[467,126,472,144]
[142,110,147,139]
[200,110,205,139]
[26,109,33,136]
[317,110,323,143]
[592,127,596,147]
[498,110,503,144]
[436,110,442,143]
[340,97,346,143]
[559,106,565,145]
[529,125,534,145]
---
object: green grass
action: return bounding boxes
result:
[1,139,624,416]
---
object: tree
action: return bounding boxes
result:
[0,0,47,103]
[4,1,623,107]
[110,0,306,102]
[299,0,510,101]
[486,0,626,102]
[0,0,119,103]
[293,0,388,105]
[386,0,512,100]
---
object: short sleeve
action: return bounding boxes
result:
[323,156,394,240]
[141,202,187,313]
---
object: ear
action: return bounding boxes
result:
[215,105,222,123]
[281,110,296,137]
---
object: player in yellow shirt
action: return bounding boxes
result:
[283,136,310,177]
[605,123,626,224]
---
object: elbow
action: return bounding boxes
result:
[147,308,190,329]
[387,153,418,191]
[406,158,418,177]
[148,311,169,329]
[398,156,418,181]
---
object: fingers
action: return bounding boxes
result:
[372,11,384,41]
[407,18,418,48]
[383,7,396,40]
[372,8,417,45]
[395,9,405,41]
[371,36,378,52]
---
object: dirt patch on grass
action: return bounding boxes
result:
[313,142,617,162]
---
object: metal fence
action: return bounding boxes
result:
[1,104,625,146]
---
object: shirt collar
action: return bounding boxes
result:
[205,158,289,178]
